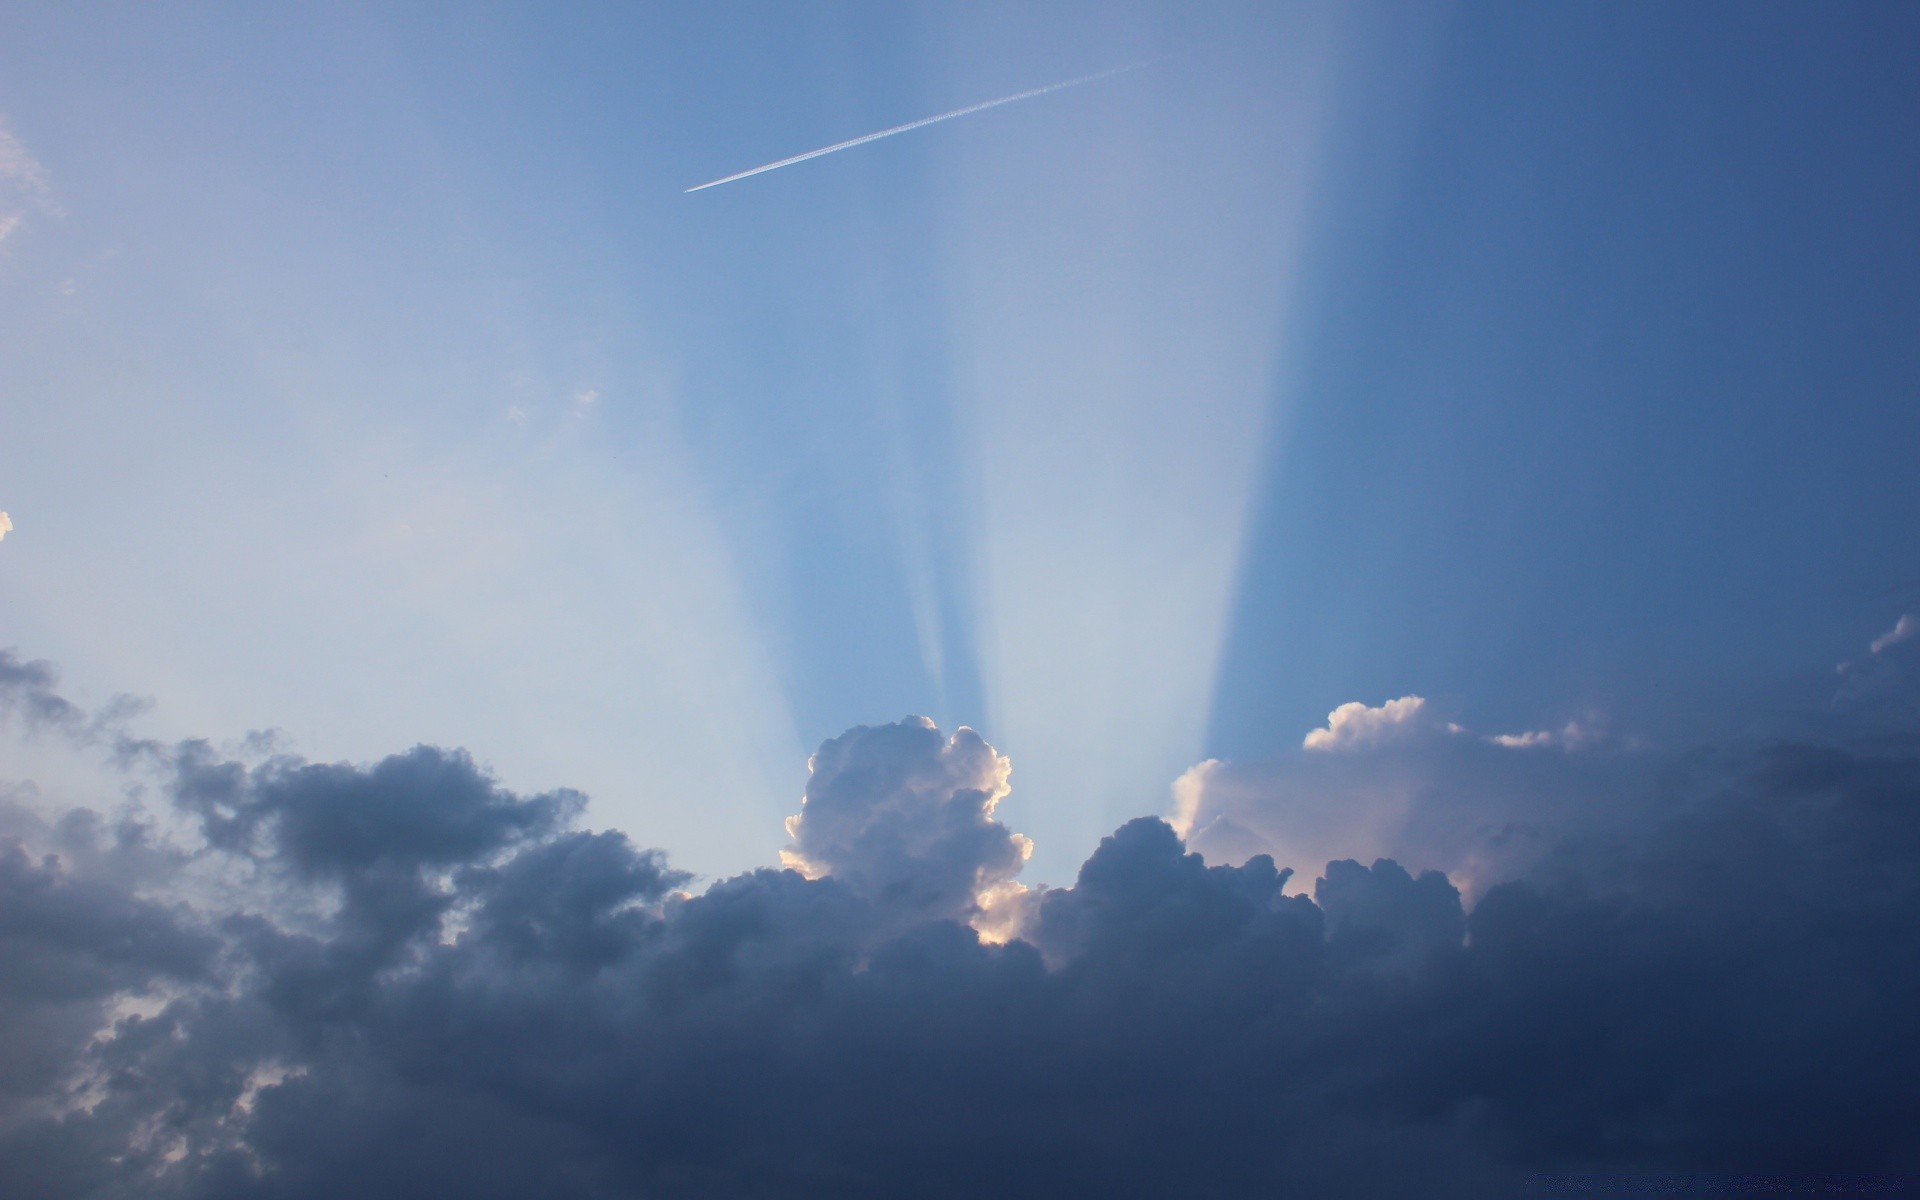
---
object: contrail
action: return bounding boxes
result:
[685,62,1150,193]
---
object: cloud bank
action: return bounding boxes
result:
[2,653,1919,1196]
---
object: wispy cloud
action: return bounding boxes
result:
[1834,612,1920,723]
[1872,613,1916,656]
[0,117,58,247]
[1487,717,1603,751]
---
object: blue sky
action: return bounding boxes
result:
[3,0,1917,887]
[7,5,1920,1193]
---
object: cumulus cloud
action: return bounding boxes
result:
[1166,755,1219,839]
[0,512,11,543]
[782,717,1030,927]
[1302,695,1436,751]
[1188,700,1639,894]
[2,661,1918,1196]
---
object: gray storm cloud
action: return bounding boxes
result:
[2,651,1919,1196]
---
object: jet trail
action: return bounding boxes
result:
[685,62,1148,193]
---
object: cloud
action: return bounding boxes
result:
[0,125,53,201]
[1487,718,1603,751]
[0,650,86,733]
[1302,695,1436,751]
[1872,614,1916,656]
[0,513,12,543]
[781,717,1031,928]
[1834,612,1920,725]
[2,666,1919,1195]
[0,120,57,247]
[0,650,153,753]
[1166,755,1219,839]
[1185,700,1636,894]
[1486,729,1552,748]
[1185,716,1660,900]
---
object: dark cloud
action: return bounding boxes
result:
[171,742,580,876]
[0,651,85,734]
[0,650,151,755]
[1,678,1918,1196]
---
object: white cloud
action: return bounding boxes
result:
[1871,614,1916,656]
[1303,696,1430,751]
[0,118,58,246]
[1167,697,1649,901]
[1177,737,1654,903]
[1168,757,1221,839]
[0,511,11,542]
[1488,729,1551,749]
[1832,613,1920,723]
[0,123,53,198]
[1488,719,1600,751]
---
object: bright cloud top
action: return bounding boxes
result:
[1179,693,1648,899]
[1302,695,1432,751]
[781,716,1031,927]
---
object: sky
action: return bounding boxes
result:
[3,2,1920,1194]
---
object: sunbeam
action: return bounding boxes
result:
[932,18,1340,880]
